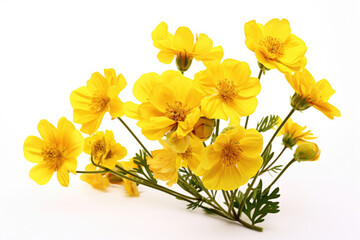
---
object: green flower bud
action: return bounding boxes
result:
[294,142,320,161]
[192,117,215,141]
[290,93,311,111]
[176,52,193,73]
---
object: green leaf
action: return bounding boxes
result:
[262,144,274,167]
[179,167,203,193]
[132,150,157,184]
[186,199,204,210]
[256,115,279,133]
[239,180,280,226]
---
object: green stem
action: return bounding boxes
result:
[261,108,295,159]
[260,146,287,174]
[117,117,152,158]
[237,172,259,218]
[216,119,220,136]
[76,170,108,174]
[264,158,296,193]
[92,157,195,201]
[244,69,263,129]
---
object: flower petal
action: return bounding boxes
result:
[29,162,54,185]
[109,97,125,118]
[24,136,45,163]
[57,167,70,187]
[37,119,57,144]
[174,27,194,53]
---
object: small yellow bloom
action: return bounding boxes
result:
[294,142,320,161]
[23,117,83,187]
[83,130,127,169]
[147,138,204,186]
[194,59,261,124]
[80,164,110,190]
[123,179,140,197]
[286,69,341,119]
[134,70,202,144]
[245,18,307,73]
[118,159,140,197]
[147,140,180,187]
[276,118,316,148]
[152,22,224,71]
[70,69,127,135]
[199,126,263,190]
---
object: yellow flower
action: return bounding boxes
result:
[245,18,307,73]
[80,164,110,190]
[23,117,83,187]
[83,130,127,169]
[118,159,140,197]
[134,70,202,145]
[152,22,224,71]
[276,118,316,148]
[147,140,180,187]
[294,142,320,161]
[199,126,263,190]
[70,69,126,135]
[286,69,341,119]
[194,59,261,124]
[147,138,203,186]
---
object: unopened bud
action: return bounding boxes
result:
[294,142,320,161]
[193,117,215,141]
[176,52,193,73]
[107,172,123,184]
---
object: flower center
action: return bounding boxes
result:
[178,147,192,161]
[217,79,238,102]
[220,143,242,166]
[92,140,107,162]
[42,145,63,170]
[165,101,188,122]
[260,36,284,58]
[91,96,110,112]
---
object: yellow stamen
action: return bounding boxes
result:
[165,101,188,122]
[42,146,63,170]
[178,147,192,160]
[91,96,110,112]
[92,140,106,162]
[260,36,284,57]
[217,79,238,102]
[220,143,242,166]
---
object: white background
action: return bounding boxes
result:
[1,0,359,239]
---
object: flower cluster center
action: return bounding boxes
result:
[91,96,110,112]
[178,147,192,160]
[92,140,106,161]
[217,79,238,102]
[260,36,284,57]
[42,145,63,170]
[165,101,188,122]
[220,143,242,166]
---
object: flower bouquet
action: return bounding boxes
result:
[23,19,340,232]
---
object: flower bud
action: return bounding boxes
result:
[291,93,311,111]
[294,142,320,161]
[107,172,123,184]
[192,117,215,141]
[176,52,193,72]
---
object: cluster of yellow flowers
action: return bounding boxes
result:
[23,19,340,231]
